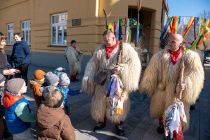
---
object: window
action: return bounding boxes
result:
[21,20,31,45]
[51,12,67,46]
[7,23,14,45]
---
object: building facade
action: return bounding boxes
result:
[0,0,167,54]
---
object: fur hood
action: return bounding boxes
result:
[37,104,65,129]
[37,104,75,140]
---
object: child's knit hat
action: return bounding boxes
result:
[6,78,25,95]
[34,69,46,80]
[54,67,66,78]
[59,73,70,86]
[0,74,6,84]
[45,72,59,86]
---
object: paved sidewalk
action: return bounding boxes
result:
[4,62,210,140]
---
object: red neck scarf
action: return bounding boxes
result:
[105,40,118,59]
[168,47,183,65]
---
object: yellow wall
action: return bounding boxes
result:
[0,0,164,54]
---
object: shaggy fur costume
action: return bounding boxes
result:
[139,47,204,131]
[81,43,141,123]
[65,46,81,76]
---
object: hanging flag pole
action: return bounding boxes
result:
[136,0,142,47]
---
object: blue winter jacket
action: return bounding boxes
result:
[4,97,31,134]
[10,40,30,67]
[58,85,80,107]
[58,86,70,107]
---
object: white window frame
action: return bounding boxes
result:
[21,20,31,45]
[7,23,14,45]
[51,12,67,46]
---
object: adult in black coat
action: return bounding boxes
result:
[10,33,30,84]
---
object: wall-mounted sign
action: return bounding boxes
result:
[72,18,81,26]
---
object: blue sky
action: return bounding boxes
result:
[167,0,210,17]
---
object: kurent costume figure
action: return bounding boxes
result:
[65,40,82,81]
[139,34,204,134]
[81,30,141,136]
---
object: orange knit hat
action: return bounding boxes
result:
[34,69,46,80]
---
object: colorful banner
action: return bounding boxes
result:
[171,16,179,34]
[108,18,140,43]
[161,16,210,50]
[183,17,195,38]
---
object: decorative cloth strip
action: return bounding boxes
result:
[164,99,187,139]
[106,74,124,115]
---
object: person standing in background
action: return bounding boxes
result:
[64,40,82,81]
[10,33,30,85]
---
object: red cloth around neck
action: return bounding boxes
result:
[168,47,183,65]
[3,93,23,108]
[105,40,118,59]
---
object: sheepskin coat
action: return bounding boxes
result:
[140,47,204,130]
[81,43,141,123]
[65,46,81,76]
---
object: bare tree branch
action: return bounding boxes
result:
[200,10,210,18]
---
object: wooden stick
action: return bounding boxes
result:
[179,52,185,99]
[117,40,123,65]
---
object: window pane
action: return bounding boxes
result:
[8,25,12,30]
[22,22,25,29]
[60,14,67,23]
[26,31,29,43]
[58,26,62,44]
[26,22,29,28]
[52,26,56,44]
[52,15,59,24]
[64,26,67,45]
[28,30,31,44]
[7,23,14,45]
[22,31,25,41]
[8,32,14,44]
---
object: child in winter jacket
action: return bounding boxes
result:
[42,71,59,100]
[37,89,75,140]
[30,69,46,107]
[57,72,71,114]
[54,67,78,114]
[3,78,36,140]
